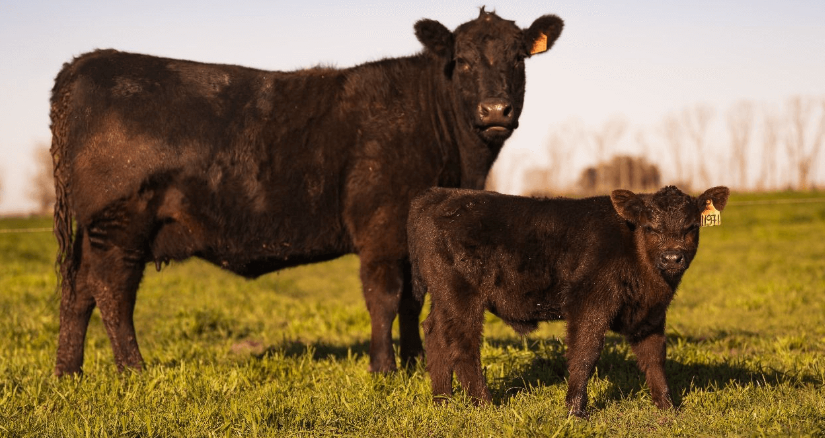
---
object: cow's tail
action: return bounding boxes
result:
[50,62,78,298]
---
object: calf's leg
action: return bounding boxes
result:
[630,331,673,410]
[425,283,489,404]
[564,317,608,417]
[422,308,452,403]
[450,316,490,405]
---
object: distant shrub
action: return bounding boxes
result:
[576,155,662,196]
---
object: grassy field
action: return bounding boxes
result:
[1,191,824,437]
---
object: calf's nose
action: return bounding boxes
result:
[660,251,685,267]
[477,98,513,127]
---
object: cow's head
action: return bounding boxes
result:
[611,186,730,283]
[415,8,563,144]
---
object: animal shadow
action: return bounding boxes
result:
[238,338,372,363]
[482,333,821,408]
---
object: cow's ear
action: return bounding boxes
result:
[524,15,564,57]
[415,19,453,58]
[611,189,649,226]
[697,186,730,212]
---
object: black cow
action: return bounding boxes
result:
[49,9,564,376]
[408,186,729,416]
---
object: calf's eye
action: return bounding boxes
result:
[643,225,660,235]
[684,224,700,235]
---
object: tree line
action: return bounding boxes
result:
[500,95,825,196]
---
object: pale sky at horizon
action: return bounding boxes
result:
[1,1,824,213]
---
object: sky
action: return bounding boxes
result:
[1,0,824,213]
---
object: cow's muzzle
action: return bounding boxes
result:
[477,98,514,135]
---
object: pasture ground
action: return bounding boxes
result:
[1,190,824,436]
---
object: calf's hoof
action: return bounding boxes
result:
[368,361,398,373]
[54,366,82,378]
[653,395,674,410]
[567,407,589,419]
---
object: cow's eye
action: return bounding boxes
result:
[455,58,471,72]
[684,224,700,235]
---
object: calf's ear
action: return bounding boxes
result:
[611,189,649,226]
[697,186,730,211]
[524,15,564,56]
[415,19,453,58]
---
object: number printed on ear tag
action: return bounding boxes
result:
[701,200,721,227]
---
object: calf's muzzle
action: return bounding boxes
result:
[658,250,686,271]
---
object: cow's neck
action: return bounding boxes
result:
[421,56,503,190]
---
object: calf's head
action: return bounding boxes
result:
[415,8,563,144]
[611,186,730,282]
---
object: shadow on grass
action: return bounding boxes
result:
[481,333,823,408]
[232,330,822,409]
[251,338,372,362]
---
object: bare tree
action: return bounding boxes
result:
[521,132,570,196]
[29,142,55,215]
[545,131,572,192]
[785,96,825,190]
[487,148,534,194]
[590,117,627,190]
[757,107,781,191]
[591,117,627,160]
[727,101,754,190]
[681,104,715,188]
[660,114,691,190]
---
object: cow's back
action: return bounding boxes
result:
[52,50,350,224]
[50,50,362,277]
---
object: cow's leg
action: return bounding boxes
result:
[55,229,96,376]
[398,264,424,367]
[359,257,404,372]
[94,252,145,372]
[84,224,147,371]
[564,317,608,417]
[630,331,673,410]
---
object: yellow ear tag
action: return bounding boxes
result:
[530,32,548,55]
[701,200,721,227]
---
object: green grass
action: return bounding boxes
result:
[1,191,824,437]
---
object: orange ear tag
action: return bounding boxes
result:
[530,32,548,55]
[700,200,721,227]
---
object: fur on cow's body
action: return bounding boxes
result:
[408,185,729,416]
[50,9,564,376]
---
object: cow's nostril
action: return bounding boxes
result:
[478,98,514,127]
